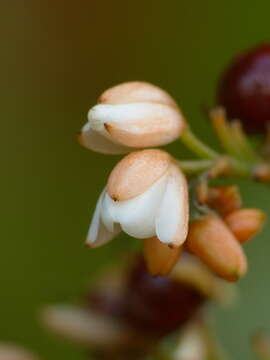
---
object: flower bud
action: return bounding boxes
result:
[143,236,182,276]
[78,82,186,154]
[207,185,242,216]
[224,208,266,243]
[254,163,270,182]
[187,215,247,282]
[87,149,189,248]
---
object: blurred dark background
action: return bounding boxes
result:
[1,1,270,359]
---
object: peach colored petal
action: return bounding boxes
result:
[98,81,178,107]
[108,149,171,201]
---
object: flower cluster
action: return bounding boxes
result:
[78,81,267,281]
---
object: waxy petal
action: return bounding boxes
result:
[155,165,189,247]
[78,122,131,154]
[86,190,120,247]
[108,149,171,201]
[113,174,168,239]
[98,81,178,107]
[89,103,184,148]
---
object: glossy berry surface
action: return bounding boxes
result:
[123,257,205,337]
[88,256,205,337]
[217,44,270,133]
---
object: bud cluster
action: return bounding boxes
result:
[187,185,265,281]
[78,80,267,281]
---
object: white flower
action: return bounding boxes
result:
[86,149,189,248]
[78,82,186,154]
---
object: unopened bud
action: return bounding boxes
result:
[143,236,182,276]
[254,163,270,182]
[207,185,242,216]
[187,215,247,282]
[224,208,266,243]
[78,82,186,154]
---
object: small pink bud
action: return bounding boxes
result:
[143,236,182,276]
[207,185,242,216]
[224,208,266,243]
[187,215,247,282]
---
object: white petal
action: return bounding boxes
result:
[88,103,184,148]
[78,122,131,154]
[113,173,168,239]
[100,192,115,232]
[86,189,120,247]
[41,305,134,348]
[155,165,189,247]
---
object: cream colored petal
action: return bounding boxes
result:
[89,103,185,148]
[41,305,135,348]
[86,190,120,248]
[98,81,178,107]
[113,173,168,239]
[155,165,189,247]
[100,192,115,232]
[78,122,131,154]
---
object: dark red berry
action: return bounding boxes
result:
[123,257,205,337]
[217,44,270,133]
[86,256,205,338]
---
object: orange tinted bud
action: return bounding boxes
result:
[254,163,270,182]
[224,208,266,244]
[143,237,181,276]
[207,185,242,216]
[187,215,247,282]
[107,149,171,201]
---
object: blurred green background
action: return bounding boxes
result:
[1,1,270,359]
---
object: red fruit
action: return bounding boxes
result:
[217,44,270,133]
[124,257,205,337]
[87,257,205,338]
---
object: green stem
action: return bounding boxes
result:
[180,127,219,160]
[178,159,215,175]
[229,158,253,177]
